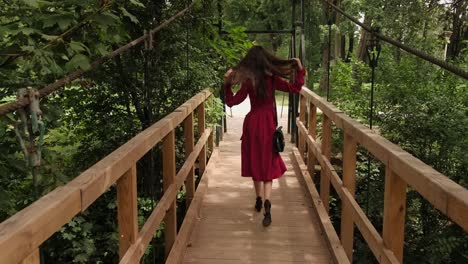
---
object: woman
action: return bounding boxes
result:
[223,45,305,227]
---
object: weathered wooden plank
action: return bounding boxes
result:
[341,133,357,262]
[166,148,219,264]
[184,113,195,208]
[382,168,407,263]
[117,165,138,260]
[291,149,350,264]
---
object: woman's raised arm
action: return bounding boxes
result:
[274,68,306,94]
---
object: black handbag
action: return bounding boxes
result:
[272,83,285,153]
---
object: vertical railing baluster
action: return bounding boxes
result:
[197,103,206,177]
[383,168,407,263]
[340,133,357,262]
[320,115,332,212]
[298,94,307,159]
[117,165,138,260]
[163,130,176,258]
[184,113,195,208]
[307,101,317,177]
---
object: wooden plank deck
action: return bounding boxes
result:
[182,112,333,264]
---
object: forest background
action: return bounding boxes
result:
[0,0,466,263]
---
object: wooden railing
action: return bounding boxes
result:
[0,89,218,264]
[292,87,468,264]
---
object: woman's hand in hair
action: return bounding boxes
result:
[292,58,303,70]
[224,68,234,80]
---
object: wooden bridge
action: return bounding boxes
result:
[1,88,467,264]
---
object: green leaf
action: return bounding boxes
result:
[119,7,139,24]
[22,0,39,7]
[65,54,90,71]
[95,44,109,56]
[94,12,118,30]
[41,33,58,41]
[69,41,90,55]
[130,0,145,8]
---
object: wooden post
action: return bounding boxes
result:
[197,103,206,177]
[307,102,317,177]
[320,115,332,212]
[163,130,177,258]
[117,165,138,260]
[184,113,195,208]
[208,128,214,153]
[21,249,40,264]
[340,133,357,262]
[382,168,407,263]
[298,94,307,159]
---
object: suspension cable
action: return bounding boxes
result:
[364,28,381,214]
[326,6,333,101]
[322,0,468,80]
[0,1,196,117]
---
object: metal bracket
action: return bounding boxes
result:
[14,87,44,167]
[144,30,154,51]
[366,27,382,68]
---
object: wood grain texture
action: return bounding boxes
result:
[117,166,138,260]
[298,94,307,159]
[382,168,407,263]
[197,102,206,177]
[340,133,357,262]
[163,130,177,258]
[307,102,317,177]
[320,115,332,213]
[184,113,195,208]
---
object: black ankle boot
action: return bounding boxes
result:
[255,196,262,212]
[262,200,272,226]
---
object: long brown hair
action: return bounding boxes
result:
[232,46,300,99]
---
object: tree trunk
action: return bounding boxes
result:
[357,15,372,62]
[447,0,468,60]
[319,40,330,93]
[346,31,354,62]
[340,34,346,60]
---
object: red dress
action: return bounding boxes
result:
[224,68,306,181]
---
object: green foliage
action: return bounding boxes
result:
[205,96,225,127]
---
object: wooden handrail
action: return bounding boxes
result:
[0,89,216,264]
[293,87,468,263]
